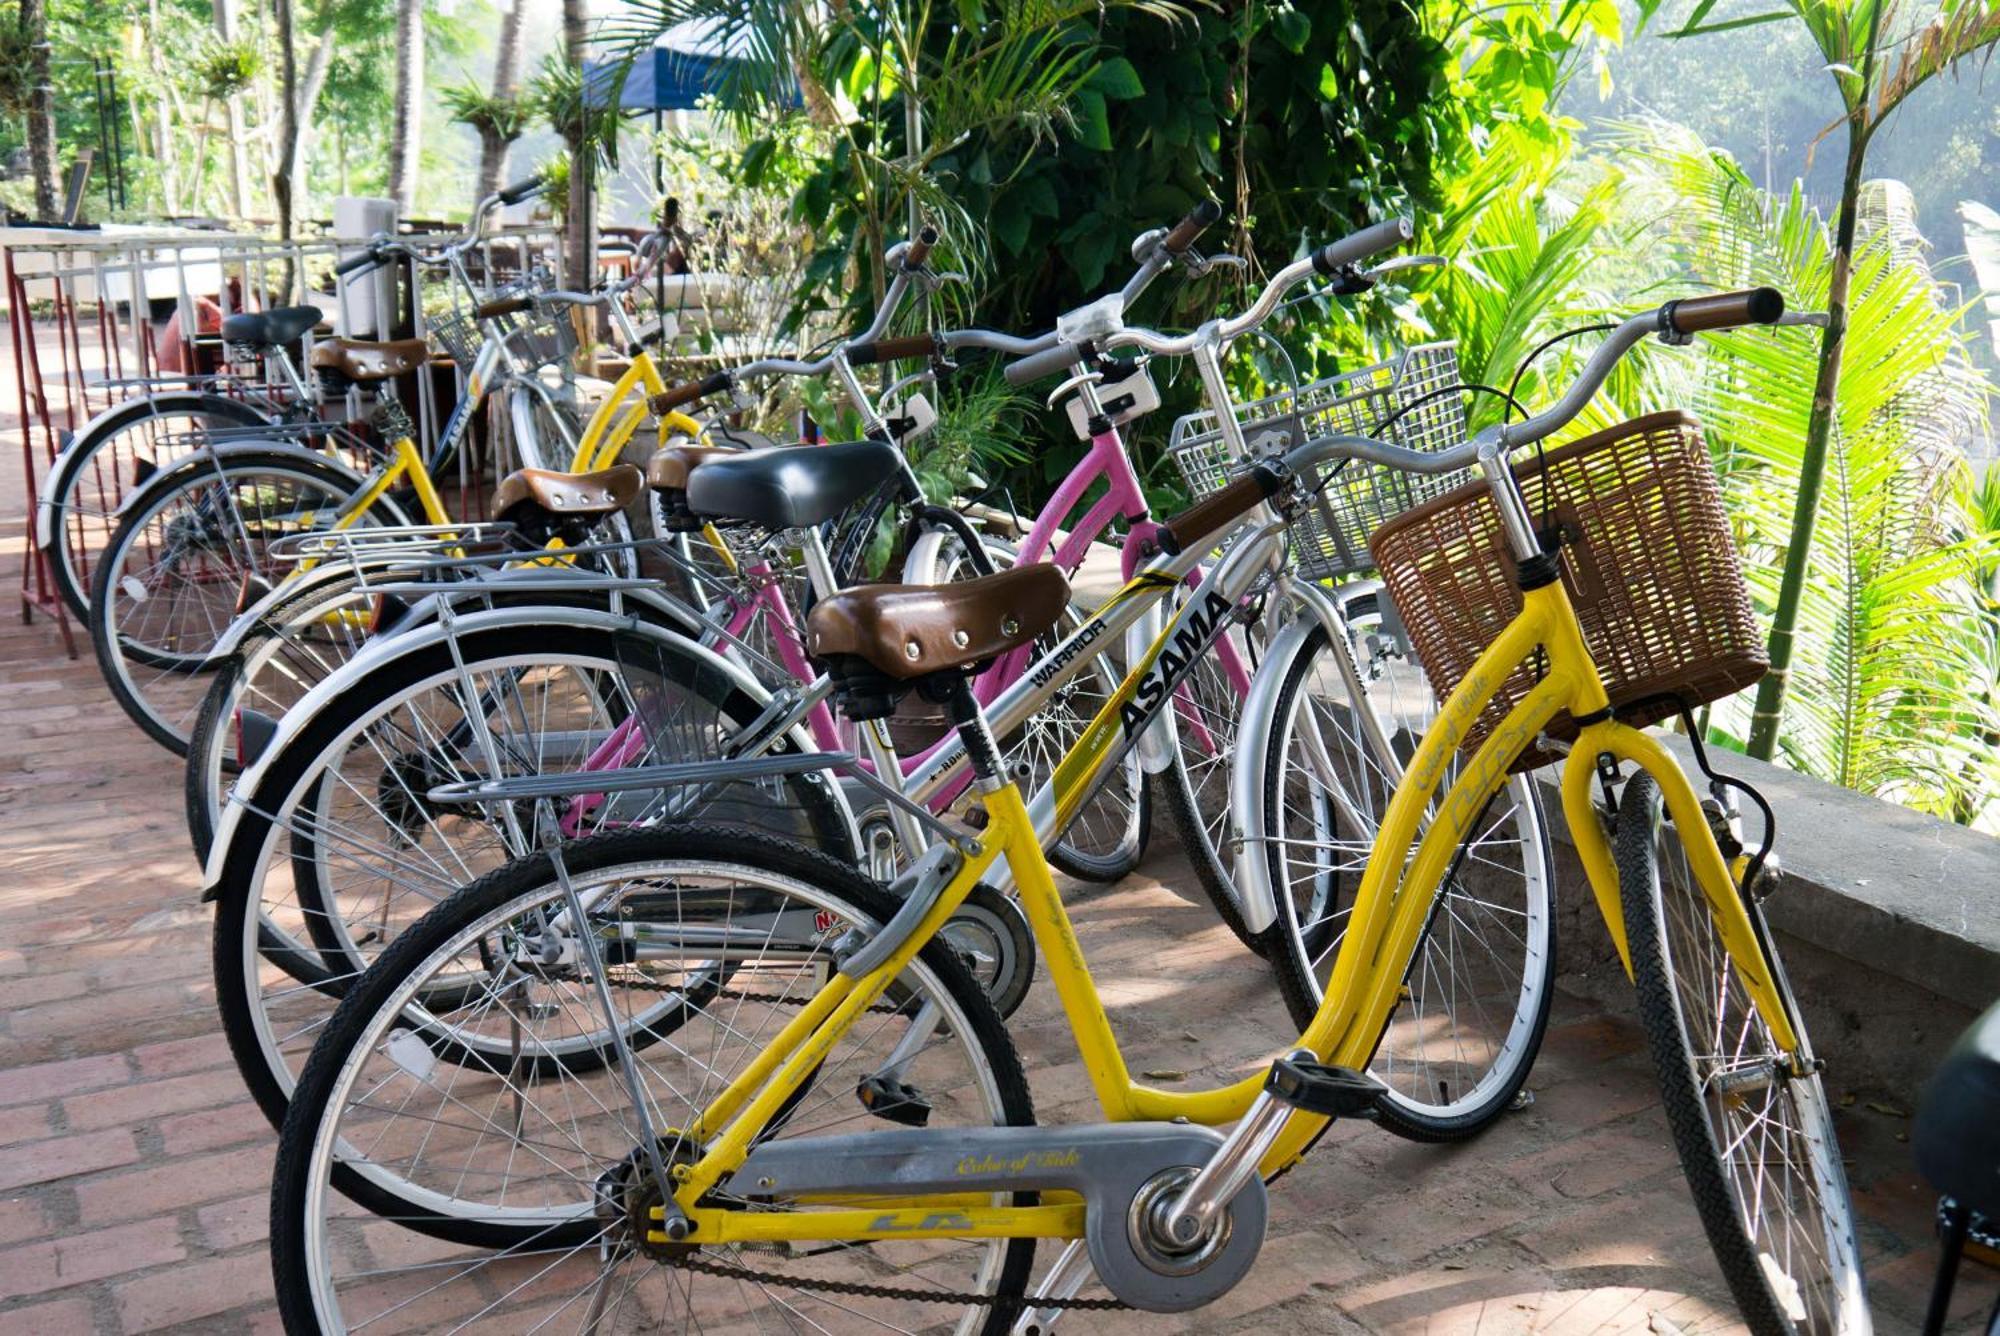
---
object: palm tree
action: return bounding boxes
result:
[1667,0,2000,759]
[388,0,423,212]
[18,0,57,220]
[560,0,592,293]
[1619,123,1998,820]
[475,0,529,202]
[272,0,299,246]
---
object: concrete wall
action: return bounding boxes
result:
[1534,737,1999,1099]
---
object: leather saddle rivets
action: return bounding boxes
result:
[904,641,922,660]
[952,628,971,649]
[1001,616,1020,636]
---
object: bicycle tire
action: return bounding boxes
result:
[43,392,276,619]
[210,621,857,1133]
[1617,770,1868,1334]
[88,447,404,753]
[271,823,1035,1324]
[1261,618,1555,1141]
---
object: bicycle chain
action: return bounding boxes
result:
[660,1248,1131,1311]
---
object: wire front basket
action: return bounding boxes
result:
[425,268,575,374]
[1167,342,1470,580]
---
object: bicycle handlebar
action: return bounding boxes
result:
[497,174,546,207]
[1003,216,1417,385]
[651,370,734,414]
[848,332,941,367]
[1161,199,1223,256]
[1156,289,1803,551]
[904,226,938,271]
[1660,286,1784,336]
[477,294,535,320]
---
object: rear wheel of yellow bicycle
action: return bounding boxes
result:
[1616,770,1868,1335]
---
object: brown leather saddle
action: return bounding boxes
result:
[807,564,1070,719]
[309,337,430,384]
[492,465,645,525]
[646,443,739,532]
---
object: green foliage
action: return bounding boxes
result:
[198,35,263,100]
[441,81,530,143]
[1605,123,1999,820]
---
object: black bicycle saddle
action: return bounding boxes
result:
[686,439,901,530]
[220,305,323,349]
[1914,998,2000,1217]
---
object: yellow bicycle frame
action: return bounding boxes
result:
[655,571,1804,1248]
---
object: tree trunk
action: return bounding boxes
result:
[1745,122,1869,760]
[560,0,593,295]
[388,0,423,212]
[20,0,59,221]
[271,0,300,252]
[475,0,529,203]
[290,29,337,201]
[213,0,252,220]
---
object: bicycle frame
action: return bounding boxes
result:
[647,533,1803,1249]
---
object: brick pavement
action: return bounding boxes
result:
[0,348,1994,1332]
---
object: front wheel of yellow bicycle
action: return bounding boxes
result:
[1616,770,1869,1335]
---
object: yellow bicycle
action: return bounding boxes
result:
[271,231,1866,1335]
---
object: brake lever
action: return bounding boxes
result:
[1181,251,1249,279]
[1360,253,1447,279]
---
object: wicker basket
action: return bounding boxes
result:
[1167,343,1470,580]
[1368,411,1766,771]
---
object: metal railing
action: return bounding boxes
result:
[4,222,561,630]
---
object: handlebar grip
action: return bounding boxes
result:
[848,333,940,367]
[1003,340,1086,387]
[1161,199,1223,256]
[1660,287,1785,335]
[497,175,545,206]
[1159,464,1287,556]
[1310,217,1415,277]
[904,226,938,270]
[476,295,534,321]
[334,248,381,277]
[649,370,734,415]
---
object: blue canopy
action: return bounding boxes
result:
[583,19,796,112]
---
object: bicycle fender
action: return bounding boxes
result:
[40,391,276,549]
[730,1121,1267,1312]
[1227,614,1321,938]
[113,439,375,520]
[201,604,809,892]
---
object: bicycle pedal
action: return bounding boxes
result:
[856,1074,932,1127]
[1263,1054,1385,1119]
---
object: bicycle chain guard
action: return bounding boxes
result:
[725,1122,1267,1312]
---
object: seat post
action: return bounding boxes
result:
[940,676,1007,791]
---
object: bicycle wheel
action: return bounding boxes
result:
[88,447,403,753]
[1261,613,1555,1140]
[43,391,275,618]
[1616,770,1867,1334]
[1151,581,1273,951]
[184,569,382,864]
[271,824,1035,1329]
[209,620,856,1133]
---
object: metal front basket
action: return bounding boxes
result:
[423,268,573,373]
[1167,342,1470,580]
